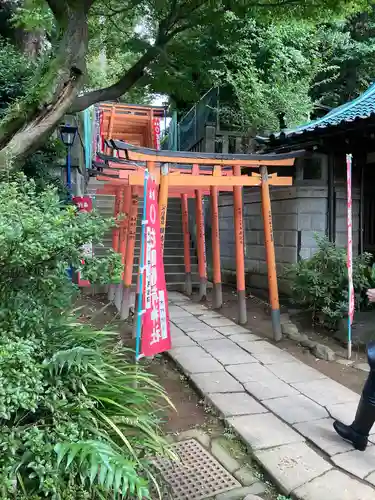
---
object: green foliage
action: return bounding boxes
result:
[311,8,375,108]
[0,176,172,498]
[285,235,372,328]
[0,36,34,118]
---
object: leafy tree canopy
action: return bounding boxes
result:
[0,0,371,167]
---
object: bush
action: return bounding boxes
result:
[0,176,173,498]
[285,235,373,328]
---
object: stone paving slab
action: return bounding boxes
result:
[266,361,327,384]
[168,292,190,302]
[226,362,275,384]
[216,325,252,335]
[294,418,354,456]
[263,394,329,424]
[229,413,305,450]
[202,317,238,328]
[199,339,259,365]
[207,392,268,417]
[250,349,299,365]
[170,323,185,335]
[228,333,263,343]
[255,442,332,493]
[180,304,209,314]
[198,312,223,320]
[173,320,214,333]
[293,469,375,500]
[172,316,203,327]
[326,400,360,423]
[366,471,375,487]
[244,377,300,401]
[170,333,197,347]
[239,341,298,365]
[190,371,243,394]
[187,328,225,342]
[169,305,193,319]
[332,446,375,479]
[293,378,359,406]
[169,346,225,374]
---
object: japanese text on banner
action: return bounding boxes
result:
[141,177,171,356]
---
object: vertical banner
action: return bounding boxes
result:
[72,196,93,287]
[153,117,161,150]
[141,175,171,357]
[346,153,354,359]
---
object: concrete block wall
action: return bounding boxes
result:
[218,185,330,291]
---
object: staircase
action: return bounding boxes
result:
[87,179,199,291]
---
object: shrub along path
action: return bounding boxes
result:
[167,291,375,500]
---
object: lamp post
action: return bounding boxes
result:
[59,124,77,194]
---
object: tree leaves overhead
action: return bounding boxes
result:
[0,0,372,166]
[10,0,372,108]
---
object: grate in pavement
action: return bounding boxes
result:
[153,439,240,500]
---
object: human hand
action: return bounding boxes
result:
[367,289,375,303]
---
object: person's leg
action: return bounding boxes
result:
[333,341,375,451]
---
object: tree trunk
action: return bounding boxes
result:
[0,9,88,169]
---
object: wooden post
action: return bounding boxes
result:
[158,164,169,254]
[114,187,130,310]
[233,164,247,324]
[181,194,192,295]
[108,187,121,302]
[260,165,281,341]
[121,188,138,320]
[195,189,207,300]
[210,185,222,309]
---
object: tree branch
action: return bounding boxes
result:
[46,0,68,21]
[71,47,158,112]
[71,0,204,112]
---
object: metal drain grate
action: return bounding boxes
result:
[153,439,240,500]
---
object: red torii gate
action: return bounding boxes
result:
[95,142,304,340]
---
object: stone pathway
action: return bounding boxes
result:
[167,292,375,500]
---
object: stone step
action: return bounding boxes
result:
[134,254,197,264]
[132,271,199,284]
[132,263,198,274]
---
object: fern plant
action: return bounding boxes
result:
[0,177,174,499]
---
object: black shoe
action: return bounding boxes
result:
[333,420,368,451]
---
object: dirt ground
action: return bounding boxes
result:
[198,286,368,395]
[77,294,222,435]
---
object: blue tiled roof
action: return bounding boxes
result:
[273,82,375,139]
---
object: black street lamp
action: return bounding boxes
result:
[59,124,78,192]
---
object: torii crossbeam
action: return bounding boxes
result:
[94,140,304,341]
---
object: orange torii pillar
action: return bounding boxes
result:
[260,166,282,341]
[158,164,169,253]
[233,164,247,325]
[115,187,131,311]
[210,181,222,309]
[108,187,121,302]
[195,189,207,300]
[120,187,138,319]
[181,194,192,295]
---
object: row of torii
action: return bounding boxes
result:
[94,129,303,341]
